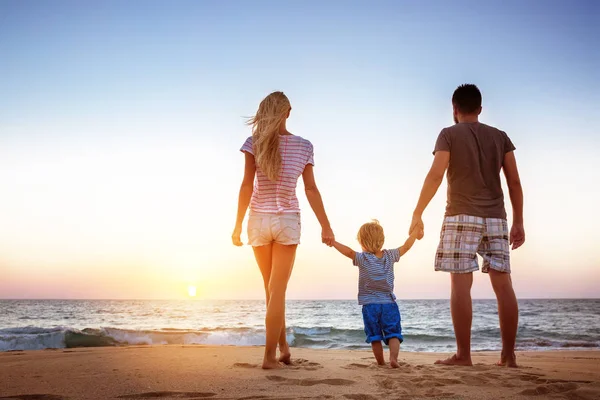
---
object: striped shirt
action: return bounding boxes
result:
[353,249,401,305]
[240,135,314,214]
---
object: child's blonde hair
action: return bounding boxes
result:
[357,220,385,253]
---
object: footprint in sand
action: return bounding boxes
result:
[342,363,371,370]
[343,394,378,400]
[266,375,355,386]
[564,388,600,400]
[519,382,579,396]
[233,362,260,368]
[453,373,490,386]
[0,396,67,400]
[288,358,323,371]
[377,378,398,390]
[117,392,216,399]
[422,387,455,398]
[234,359,322,371]
[411,376,463,387]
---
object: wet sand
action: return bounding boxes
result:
[1,346,599,399]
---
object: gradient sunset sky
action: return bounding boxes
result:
[1,0,598,300]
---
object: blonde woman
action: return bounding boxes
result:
[232,91,335,369]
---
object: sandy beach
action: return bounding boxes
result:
[1,346,599,400]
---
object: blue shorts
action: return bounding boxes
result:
[361,302,403,345]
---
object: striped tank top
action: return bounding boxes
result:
[240,135,314,214]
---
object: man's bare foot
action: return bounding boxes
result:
[496,352,518,368]
[278,345,292,365]
[390,359,400,368]
[434,354,473,366]
[262,359,282,369]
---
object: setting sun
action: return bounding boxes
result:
[187,286,197,297]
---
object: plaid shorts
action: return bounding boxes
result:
[435,215,510,274]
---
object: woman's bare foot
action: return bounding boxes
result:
[434,354,473,366]
[496,352,518,368]
[262,359,283,369]
[390,359,401,368]
[278,344,292,365]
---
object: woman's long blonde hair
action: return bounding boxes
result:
[246,91,291,181]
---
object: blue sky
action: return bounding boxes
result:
[1,1,599,299]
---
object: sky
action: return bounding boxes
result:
[1,0,599,300]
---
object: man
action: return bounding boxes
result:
[410,84,525,367]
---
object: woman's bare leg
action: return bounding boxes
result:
[252,245,291,365]
[262,243,297,369]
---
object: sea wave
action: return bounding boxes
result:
[1,325,598,352]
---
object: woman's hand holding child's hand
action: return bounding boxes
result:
[321,226,335,246]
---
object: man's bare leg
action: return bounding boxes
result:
[388,338,401,368]
[436,272,474,366]
[489,269,519,368]
[371,341,385,366]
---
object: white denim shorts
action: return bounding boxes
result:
[247,212,301,247]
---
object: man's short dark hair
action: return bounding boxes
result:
[452,84,482,114]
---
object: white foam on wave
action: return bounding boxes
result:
[0,326,300,351]
[2,325,598,352]
[0,327,67,351]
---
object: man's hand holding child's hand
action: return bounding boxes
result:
[412,228,424,240]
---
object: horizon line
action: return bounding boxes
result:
[1,297,598,301]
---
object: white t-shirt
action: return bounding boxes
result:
[240,135,314,214]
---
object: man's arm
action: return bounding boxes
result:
[332,241,356,260]
[502,151,525,249]
[409,151,450,235]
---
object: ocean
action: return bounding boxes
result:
[1,299,598,352]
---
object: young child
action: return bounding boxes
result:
[331,220,422,368]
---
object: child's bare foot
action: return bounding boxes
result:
[261,359,283,369]
[434,354,473,366]
[278,344,292,365]
[390,359,400,368]
[496,351,518,368]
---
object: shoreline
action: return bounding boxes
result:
[2,344,599,353]
[1,345,599,399]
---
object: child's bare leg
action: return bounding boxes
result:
[371,341,385,365]
[388,338,401,368]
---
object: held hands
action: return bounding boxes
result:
[231,224,243,247]
[411,227,425,240]
[321,226,335,247]
[409,214,425,240]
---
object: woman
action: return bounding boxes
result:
[232,91,335,369]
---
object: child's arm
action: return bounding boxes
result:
[332,241,356,260]
[398,230,423,256]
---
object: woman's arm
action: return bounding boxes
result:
[232,152,256,246]
[302,164,335,246]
